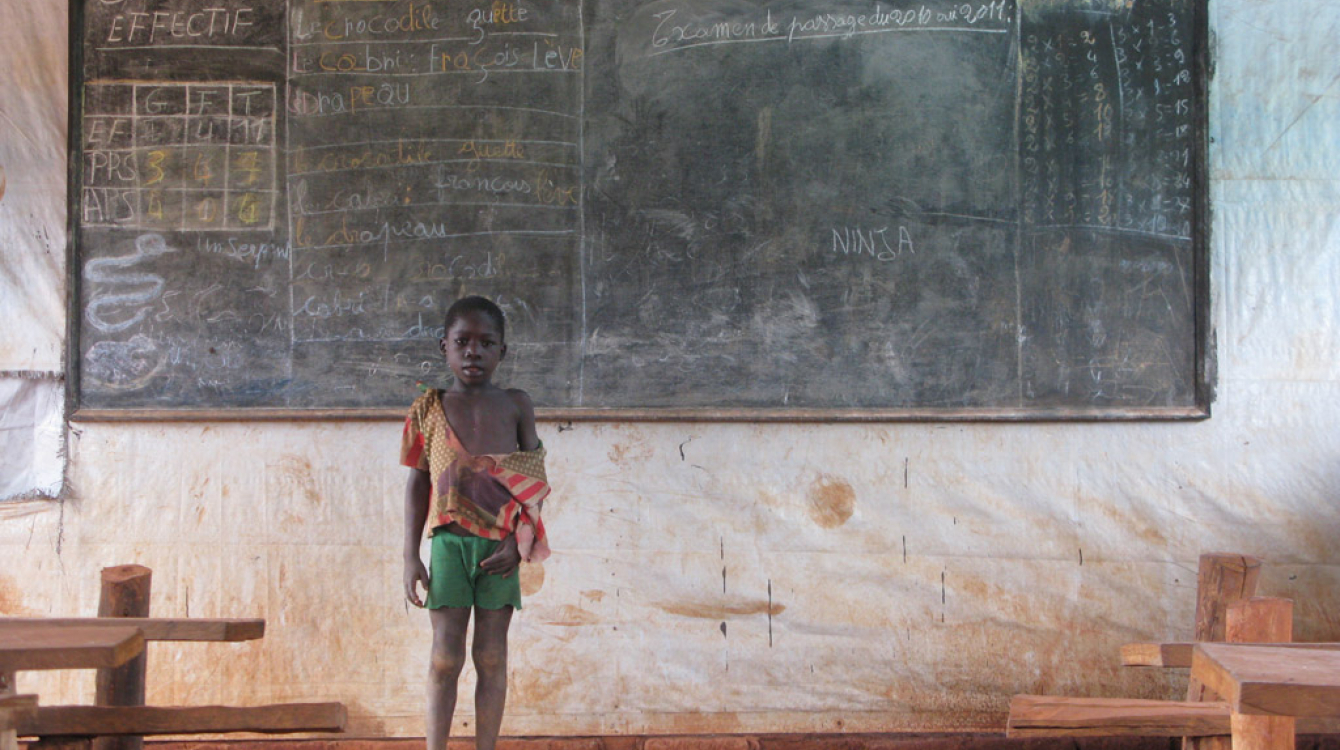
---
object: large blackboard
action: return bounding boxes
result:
[69,0,1210,420]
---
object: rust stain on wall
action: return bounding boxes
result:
[606,435,652,467]
[520,562,546,596]
[581,589,606,601]
[1090,491,1167,547]
[272,454,322,506]
[807,475,855,528]
[511,665,569,706]
[342,698,389,736]
[658,710,745,735]
[0,574,34,615]
[950,571,1047,624]
[655,599,785,619]
[539,604,600,626]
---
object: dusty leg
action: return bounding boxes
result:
[471,605,514,750]
[428,606,472,750]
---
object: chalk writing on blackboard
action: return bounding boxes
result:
[646,0,1009,55]
[70,0,1208,417]
[283,0,583,350]
[83,82,278,231]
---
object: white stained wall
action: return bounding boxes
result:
[2,0,1339,738]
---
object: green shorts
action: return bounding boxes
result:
[426,529,522,610]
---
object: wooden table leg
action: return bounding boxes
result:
[1184,553,1262,750]
[1225,598,1294,750]
[1,670,16,750]
[1230,713,1294,750]
[94,565,151,750]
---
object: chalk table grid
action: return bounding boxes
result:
[82,81,279,232]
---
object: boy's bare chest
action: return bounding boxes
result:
[441,393,518,455]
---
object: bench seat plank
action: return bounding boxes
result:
[0,619,264,643]
[1008,695,1234,737]
[1007,695,1340,737]
[1123,642,1340,668]
[18,703,346,736]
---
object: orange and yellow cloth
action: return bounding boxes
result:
[400,388,550,562]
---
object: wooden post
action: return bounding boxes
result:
[93,565,152,750]
[1192,554,1263,643]
[1225,598,1294,750]
[1,670,16,750]
[1225,597,1292,644]
[1183,553,1262,750]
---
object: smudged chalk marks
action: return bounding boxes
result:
[84,334,166,390]
[85,233,177,332]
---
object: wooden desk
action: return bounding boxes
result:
[1193,642,1340,717]
[1191,643,1340,750]
[0,624,145,750]
[0,624,144,672]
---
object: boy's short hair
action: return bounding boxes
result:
[444,296,506,341]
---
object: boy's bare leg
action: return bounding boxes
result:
[428,607,472,750]
[471,605,514,750]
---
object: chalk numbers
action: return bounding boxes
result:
[1019,7,1195,238]
[81,81,277,230]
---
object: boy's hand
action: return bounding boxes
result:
[404,558,430,608]
[479,535,522,578]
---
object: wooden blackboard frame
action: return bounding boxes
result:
[69,404,1210,423]
[67,0,86,424]
[65,0,1214,423]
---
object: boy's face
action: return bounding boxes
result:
[441,311,507,387]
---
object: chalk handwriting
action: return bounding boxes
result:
[831,226,914,262]
[650,1,1009,55]
[196,235,292,269]
[104,7,257,45]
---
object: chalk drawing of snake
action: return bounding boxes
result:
[85,233,177,332]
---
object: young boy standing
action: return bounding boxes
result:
[401,296,550,750]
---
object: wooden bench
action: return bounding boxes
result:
[1006,554,1337,750]
[3,565,346,750]
[18,702,346,737]
[0,618,264,643]
[1009,695,1340,737]
[1122,642,1340,668]
[1195,642,1340,716]
[1191,643,1340,750]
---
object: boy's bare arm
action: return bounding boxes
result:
[511,389,540,452]
[403,468,432,606]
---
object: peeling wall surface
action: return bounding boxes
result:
[3,0,1340,739]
